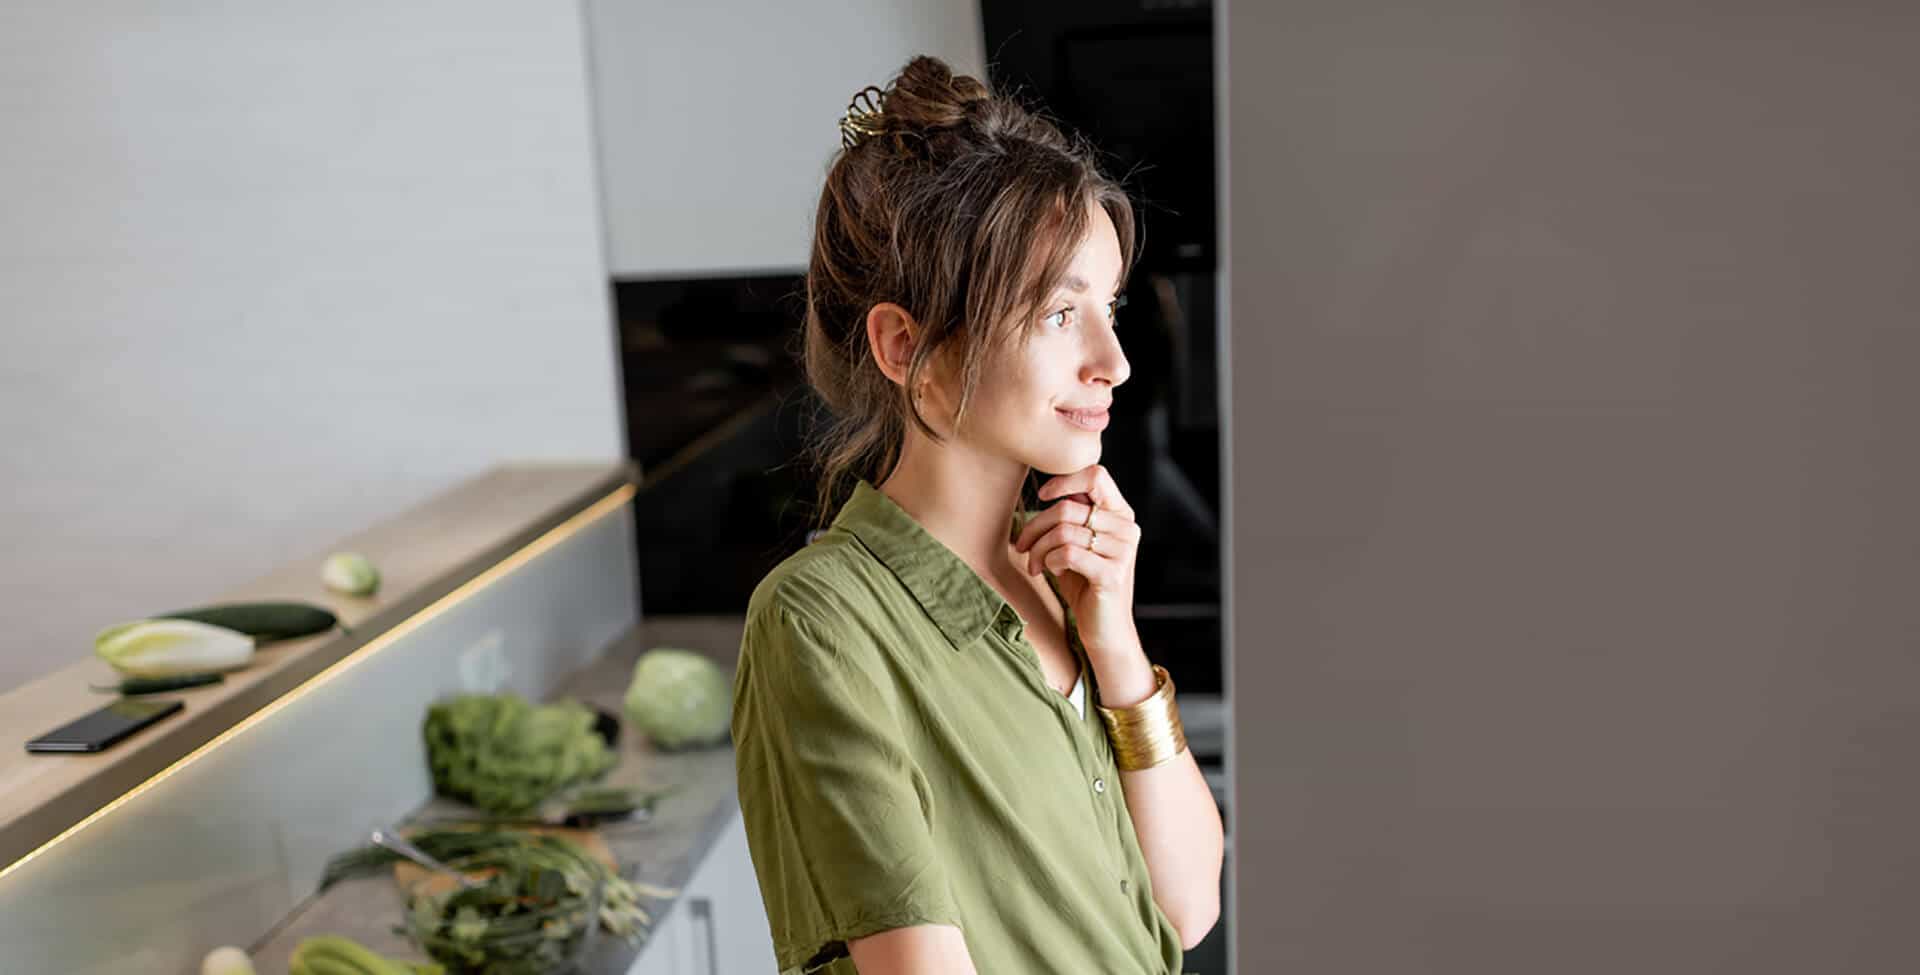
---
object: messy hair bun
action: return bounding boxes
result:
[801,55,1136,528]
[859,56,992,142]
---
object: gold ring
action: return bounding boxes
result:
[1083,503,1097,528]
[1087,528,1099,554]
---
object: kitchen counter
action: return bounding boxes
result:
[0,461,654,974]
[0,462,636,876]
[249,615,748,975]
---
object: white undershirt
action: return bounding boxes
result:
[1067,662,1086,719]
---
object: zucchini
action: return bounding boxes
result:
[91,672,226,696]
[157,601,340,643]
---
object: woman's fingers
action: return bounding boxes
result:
[1014,500,1088,554]
[1014,504,1137,557]
[1020,466,1142,581]
[1041,536,1125,588]
[1037,465,1136,521]
[1021,517,1141,575]
[1025,522,1089,575]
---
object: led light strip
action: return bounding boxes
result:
[0,481,637,886]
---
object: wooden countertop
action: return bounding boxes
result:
[0,461,636,874]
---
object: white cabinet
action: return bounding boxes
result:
[626,808,776,975]
[626,893,690,975]
[681,808,779,975]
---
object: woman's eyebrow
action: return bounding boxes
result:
[1059,273,1122,297]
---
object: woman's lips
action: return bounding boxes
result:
[1057,407,1110,431]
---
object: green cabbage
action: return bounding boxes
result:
[623,648,731,750]
[423,694,615,814]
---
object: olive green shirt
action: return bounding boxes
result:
[732,478,1185,974]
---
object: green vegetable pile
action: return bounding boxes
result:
[423,694,616,815]
[623,648,732,750]
[321,829,666,975]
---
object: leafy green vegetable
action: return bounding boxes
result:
[423,694,617,815]
[623,648,731,750]
[321,829,656,975]
[94,619,255,678]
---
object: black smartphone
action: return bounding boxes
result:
[24,698,185,754]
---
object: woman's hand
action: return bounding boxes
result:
[1012,464,1142,659]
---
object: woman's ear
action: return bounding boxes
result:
[865,302,919,387]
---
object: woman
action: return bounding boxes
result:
[731,55,1224,975]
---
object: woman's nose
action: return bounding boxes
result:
[1085,330,1130,388]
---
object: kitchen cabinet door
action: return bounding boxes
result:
[678,808,777,975]
[624,892,690,975]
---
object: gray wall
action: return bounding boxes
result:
[584,0,984,277]
[0,2,623,692]
[1224,4,1919,972]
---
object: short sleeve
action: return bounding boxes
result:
[732,602,964,974]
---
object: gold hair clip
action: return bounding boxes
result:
[839,85,888,149]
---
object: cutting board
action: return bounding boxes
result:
[392,825,618,896]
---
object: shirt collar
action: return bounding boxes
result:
[831,478,1036,651]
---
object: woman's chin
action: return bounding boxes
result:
[1028,441,1101,476]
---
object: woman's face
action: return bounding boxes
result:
[938,200,1131,476]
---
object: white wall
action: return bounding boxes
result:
[0,2,624,692]
[585,0,985,277]
[1226,3,1920,972]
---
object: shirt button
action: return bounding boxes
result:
[1120,878,1131,893]
[1093,777,1106,794]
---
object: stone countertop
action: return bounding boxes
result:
[249,615,747,975]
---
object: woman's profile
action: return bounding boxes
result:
[731,55,1224,975]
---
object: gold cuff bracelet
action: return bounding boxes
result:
[1095,664,1188,772]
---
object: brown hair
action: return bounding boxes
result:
[800,55,1137,530]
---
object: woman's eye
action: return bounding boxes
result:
[1108,294,1129,323]
[1044,308,1071,329]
